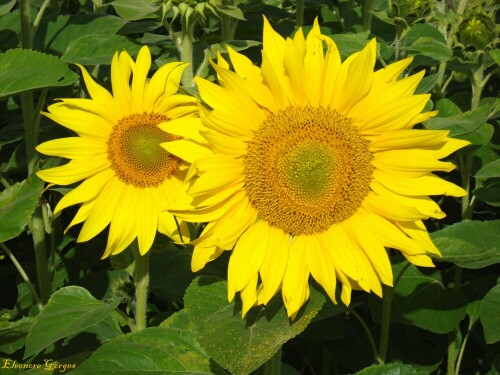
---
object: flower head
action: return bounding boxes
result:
[37,46,201,257]
[167,19,469,317]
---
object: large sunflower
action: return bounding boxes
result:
[37,46,200,257]
[165,19,469,317]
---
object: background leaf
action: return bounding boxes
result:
[0,174,43,242]
[356,363,428,374]
[24,286,120,358]
[0,49,78,97]
[480,284,500,344]
[71,327,214,374]
[431,220,500,269]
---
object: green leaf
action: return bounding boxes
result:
[38,14,128,55]
[0,315,34,354]
[371,262,467,334]
[415,73,439,94]
[217,5,246,20]
[424,102,493,144]
[0,49,78,97]
[467,300,482,326]
[61,34,141,65]
[331,32,370,57]
[24,286,120,358]
[406,37,451,62]
[434,98,463,117]
[0,174,43,242]
[185,276,325,375]
[431,220,500,269]
[71,327,214,374]
[475,160,500,179]
[356,363,428,374]
[480,284,500,344]
[110,0,162,21]
[474,179,500,207]
[490,49,500,66]
[0,0,16,16]
[150,244,194,304]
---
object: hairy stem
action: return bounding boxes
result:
[377,285,393,364]
[363,0,373,33]
[133,243,150,331]
[296,0,304,27]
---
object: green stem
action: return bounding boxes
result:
[179,20,196,89]
[0,243,43,310]
[33,0,51,35]
[455,321,477,375]
[296,0,304,27]
[363,0,373,33]
[133,243,150,331]
[29,207,51,304]
[447,330,460,375]
[377,285,393,364]
[349,308,380,364]
[220,0,233,41]
[263,348,281,375]
[471,53,484,110]
[20,0,51,306]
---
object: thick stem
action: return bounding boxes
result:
[296,0,304,27]
[180,21,196,89]
[133,244,150,331]
[20,0,51,306]
[363,0,373,33]
[455,321,476,375]
[377,285,393,364]
[471,53,484,110]
[263,348,281,375]
[1,243,43,310]
[220,0,233,41]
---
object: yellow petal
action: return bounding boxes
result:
[144,62,187,110]
[159,116,206,144]
[36,137,106,160]
[158,212,190,243]
[131,45,151,112]
[77,178,123,243]
[111,51,132,111]
[191,245,224,272]
[136,188,158,255]
[227,220,269,301]
[53,169,115,214]
[162,139,212,164]
[306,233,337,303]
[368,129,449,151]
[373,170,467,197]
[37,155,110,185]
[258,225,289,305]
[363,192,430,221]
[241,274,258,317]
[282,235,310,317]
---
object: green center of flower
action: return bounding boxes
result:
[107,113,181,188]
[244,106,374,235]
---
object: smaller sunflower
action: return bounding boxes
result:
[37,46,202,257]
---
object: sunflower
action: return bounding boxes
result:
[37,46,201,257]
[165,19,469,317]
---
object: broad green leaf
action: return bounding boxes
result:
[0,10,19,52]
[110,0,162,21]
[369,10,396,25]
[467,301,482,326]
[415,73,439,94]
[474,180,500,207]
[217,5,246,20]
[425,102,493,144]
[406,37,451,62]
[371,262,467,334]
[434,98,463,117]
[38,14,128,55]
[480,285,500,344]
[356,363,428,374]
[185,276,325,375]
[61,34,141,65]
[0,174,43,242]
[0,49,78,97]
[431,220,500,269]
[490,49,500,66]
[24,286,120,358]
[71,327,214,374]
[475,159,500,179]
[150,244,194,304]
[0,0,16,16]
[331,32,370,57]
[0,315,33,354]
[405,23,447,45]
